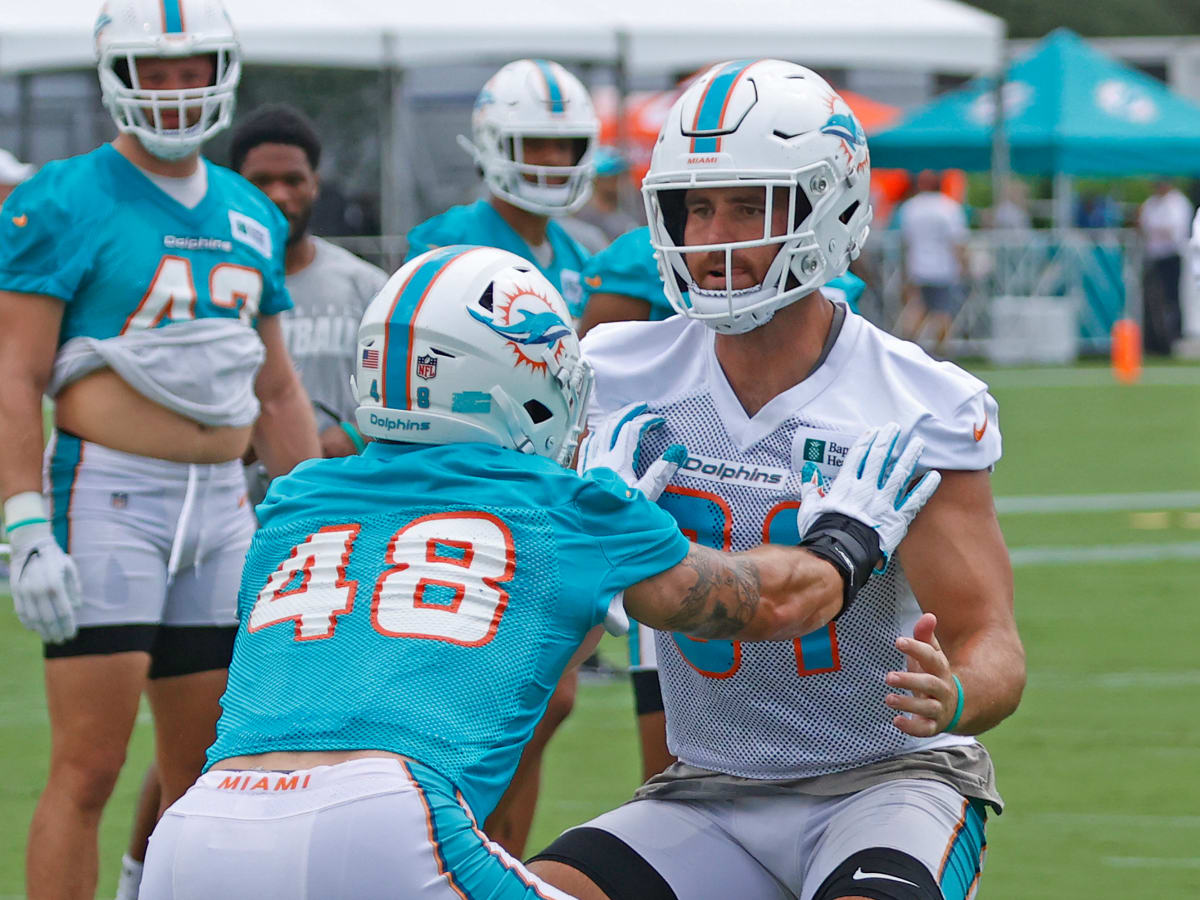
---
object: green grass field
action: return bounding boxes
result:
[2,361,1199,897]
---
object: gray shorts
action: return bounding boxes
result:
[44,430,254,629]
[918,284,964,315]
[562,778,986,900]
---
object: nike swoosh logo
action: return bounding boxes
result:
[19,548,40,578]
[585,275,603,288]
[973,412,988,442]
[12,214,28,227]
[853,868,919,888]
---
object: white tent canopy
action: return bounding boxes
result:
[1,0,1004,75]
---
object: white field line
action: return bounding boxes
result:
[1103,857,1200,869]
[1030,670,1200,689]
[980,367,1200,388]
[1015,812,1200,829]
[996,491,1200,514]
[1010,542,1200,566]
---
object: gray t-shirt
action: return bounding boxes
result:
[280,236,388,427]
[246,237,387,505]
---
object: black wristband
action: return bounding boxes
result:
[798,512,883,615]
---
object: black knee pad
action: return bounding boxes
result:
[811,847,942,900]
[631,669,665,716]
[148,626,237,678]
[529,827,678,900]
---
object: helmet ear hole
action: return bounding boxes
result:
[839,200,861,226]
[523,399,553,424]
[478,284,495,312]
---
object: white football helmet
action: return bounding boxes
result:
[94,0,241,160]
[353,246,593,466]
[458,59,599,216]
[643,59,873,334]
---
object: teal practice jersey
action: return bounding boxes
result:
[579,225,866,320]
[209,441,689,819]
[405,199,590,318]
[0,144,290,345]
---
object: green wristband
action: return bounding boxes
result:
[944,674,965,733]
[5,516,48,533]
[340,421,367,454]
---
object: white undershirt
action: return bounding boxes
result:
[530,240,553,268]
[135,161,209,210]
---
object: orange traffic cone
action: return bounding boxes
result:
[1111,319,1142,384]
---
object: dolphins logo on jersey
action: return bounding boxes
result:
[467,285,570,373]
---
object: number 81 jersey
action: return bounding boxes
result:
[582,312,1002,781]
[208,441,688,820]
[0,144,290,342]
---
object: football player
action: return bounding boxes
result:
[111,102,390,900]
[405,59,596,320]
[404,57,600,854]
[576,223,870,785]
[0,1,320,897]
[139,245,938,898]
[530,60,1025,900]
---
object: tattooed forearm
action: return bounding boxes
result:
[660,545,762,638]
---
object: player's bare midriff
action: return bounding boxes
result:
[210,749,411,772]
[55,368,252,463]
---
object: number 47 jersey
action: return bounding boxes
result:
[209,441,688,821]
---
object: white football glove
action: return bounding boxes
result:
[797,422,941,567]
[577,402,686,503]
[579,403,688,636]
[8,521,83,644]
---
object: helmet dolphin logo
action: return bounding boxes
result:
[468,306,572,346]
[820,113,864,146]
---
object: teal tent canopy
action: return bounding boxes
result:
[870,29,1200,175]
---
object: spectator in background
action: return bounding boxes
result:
[990,179,1031,231]
[897,169,969,355]
[1075,189,1122,229]
[0,149,34,207]
[562,146,641,253]
[1138,179,1193,355]
[232,104,389,477]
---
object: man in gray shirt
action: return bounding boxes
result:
[231,105,388,488]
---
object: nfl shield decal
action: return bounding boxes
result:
[416,354,438,380]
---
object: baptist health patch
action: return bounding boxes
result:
[791,426,858,475]
[229,211,273,259]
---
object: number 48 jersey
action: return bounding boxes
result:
[209,441,687,820]
[582,309,1002,781]
[0,144,290,343]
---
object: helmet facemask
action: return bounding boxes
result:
[644,160,865,335]
[461,129,596,217]
[459,59,600,217]
[641,59,874,334]
[98,41,240,160]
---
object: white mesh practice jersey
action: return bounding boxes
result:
[582,309,1002,780]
